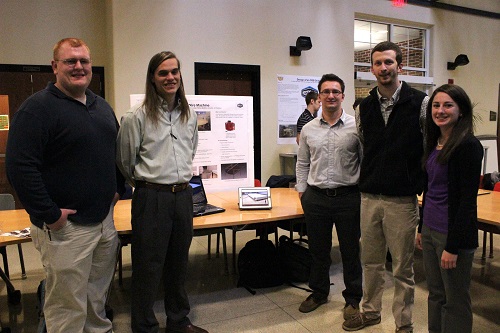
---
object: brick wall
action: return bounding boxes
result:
[355,87,372,100]
[354,36,424,69]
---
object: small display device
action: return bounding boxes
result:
[238,187,272,210]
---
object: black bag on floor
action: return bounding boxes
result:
[265,175,296,188]
[237,239,284,294]
[278,235,312,283]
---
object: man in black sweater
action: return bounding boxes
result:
[343,42,429,333]
[296,90,321,144]
[6,38,123,333]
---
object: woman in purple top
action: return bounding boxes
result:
[416,84,483,333]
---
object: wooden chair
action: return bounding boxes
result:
[481,182,500,259]
[116,185,229,285]
[0,194,26,280]
[117,228,229,286]
[194,227,228,273]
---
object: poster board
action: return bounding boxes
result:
[277,74,320,144]
[129,94,254,193]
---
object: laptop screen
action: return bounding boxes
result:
[189,175,208,205]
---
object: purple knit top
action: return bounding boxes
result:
[423,149,449,234]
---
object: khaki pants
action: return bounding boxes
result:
[360,193,419,331]
[32,206,118,333]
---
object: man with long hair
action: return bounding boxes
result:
[117,51,206,333]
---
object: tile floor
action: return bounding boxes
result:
[1,228,499,332]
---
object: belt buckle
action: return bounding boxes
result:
[171,184,185,192]
[326,188,337,197]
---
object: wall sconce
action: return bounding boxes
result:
[290,36,312,56]
[447,54,469,70]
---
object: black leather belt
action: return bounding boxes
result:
[135,180,189,193]
[309,185,359,197]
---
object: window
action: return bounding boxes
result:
[354,19,432,96]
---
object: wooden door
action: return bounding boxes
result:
[195,63,261,181]
[0,96,12,200]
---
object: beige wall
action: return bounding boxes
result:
[0,0,108,65]
[1,0,499,182]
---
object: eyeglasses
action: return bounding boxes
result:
[320,89,343,97]
[56,58,91,67]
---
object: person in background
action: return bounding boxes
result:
[296,74,363,321]
[296,90,321,144]
[343,41,429,333]
[116,51,207,333]
[416,84,483,333]
[6,37,123,333]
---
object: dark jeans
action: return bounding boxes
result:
[301,186,362,305]
[422,225,475,333]
[130,186,194,333]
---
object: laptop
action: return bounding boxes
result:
[189,175,226,217]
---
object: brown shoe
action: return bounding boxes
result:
[342,313,381,331]
[166,324,209,333]
[395,328,413,333]
[343,303,360,320]
[299,294,327,313]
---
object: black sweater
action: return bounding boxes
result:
[420,134,483,254]
[6,83,124,228]
[358,82,427,196]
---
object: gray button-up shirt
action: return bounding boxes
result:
[116,101,199,186]
[295,110,362,192]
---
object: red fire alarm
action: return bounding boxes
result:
[392,0,407,7]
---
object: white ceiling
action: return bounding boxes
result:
[436,0,500,13]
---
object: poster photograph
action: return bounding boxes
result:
[277,74,320,144]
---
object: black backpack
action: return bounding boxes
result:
[482,172,499,190]
[237,239,284,294]
[265,175,296,188]
[278,235,312,283]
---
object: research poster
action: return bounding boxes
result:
[128,94,254,192]
[277,74,320,144]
